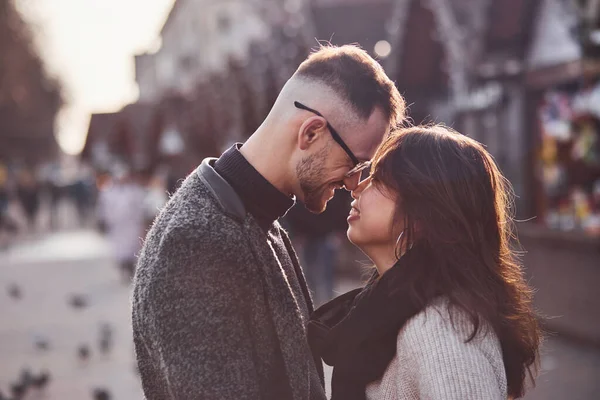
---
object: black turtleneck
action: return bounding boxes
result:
[214,143,294,231]
[214,143,323,388]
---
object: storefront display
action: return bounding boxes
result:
[537,81,600,236]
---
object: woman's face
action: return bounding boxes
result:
[347,177,400,252]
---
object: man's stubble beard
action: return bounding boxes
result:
[296,144,331,214]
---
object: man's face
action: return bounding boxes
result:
[296,107,389,213]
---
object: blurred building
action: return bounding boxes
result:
[84,0,315,177]
[82,104,157,173]
[0,0,63,166]
[81,112,120,172]
[135,0,272,102]
[520,0,600,347]
[384,0,600,345]
[312,0,393,58]
[134,0,315,102]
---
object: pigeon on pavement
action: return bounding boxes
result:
[10,381,27,400]
[92,387,111,400]
[99,322,113,354]
[32,333,50,351]
[68,294,88,309]
[31,369,51,390]
[18,368,33,386]
[78,344,91,361]
[7,283,21,300]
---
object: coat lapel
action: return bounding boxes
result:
[279,228,326,386]
[279,229,315,314]
[243,218,311,400]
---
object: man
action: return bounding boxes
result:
[132,44,405,400]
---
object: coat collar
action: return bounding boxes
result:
[196,158,246,221]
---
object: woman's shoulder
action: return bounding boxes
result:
[400,301,505,372]
[401,297,495,342]
[397,297,505,372]
[393,298,508,398]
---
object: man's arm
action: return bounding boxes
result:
[136,227,261,400]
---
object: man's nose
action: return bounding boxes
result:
[343,173,361,191]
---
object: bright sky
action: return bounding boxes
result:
[17,0,175,155]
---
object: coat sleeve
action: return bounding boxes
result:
[136,226,262,400]
[398,306,507,400]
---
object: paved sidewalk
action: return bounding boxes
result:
[0,229,111,264]
[1,231,599,399]
[0,230,142,399]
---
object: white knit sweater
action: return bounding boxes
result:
[365,299,507,400]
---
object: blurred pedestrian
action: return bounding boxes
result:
[70,164,96,227]
[142,173,168,231]
[0,163,18,247]
[0,164,9,222]
[132,45,406,399]
[16,168,40,231]
[98,168,146,283]
[39,161,63,231]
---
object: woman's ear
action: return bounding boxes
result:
[298,117,326,151]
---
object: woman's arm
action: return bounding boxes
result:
[397,303,507,399]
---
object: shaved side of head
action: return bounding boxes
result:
[296,44,405,129]
[262,76,362,137]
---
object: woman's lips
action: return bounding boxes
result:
[347,206,360,222]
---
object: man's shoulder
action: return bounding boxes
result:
[136,173,254,275]
[162,170,243,232]
[137,174,250,262]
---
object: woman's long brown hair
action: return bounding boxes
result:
[371,125,541,399]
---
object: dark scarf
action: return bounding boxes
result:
[308,245,436,400]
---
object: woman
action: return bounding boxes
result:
[308,125,541,400]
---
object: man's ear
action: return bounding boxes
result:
[297,117,327,151]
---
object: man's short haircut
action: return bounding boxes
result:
[296,44,405,128]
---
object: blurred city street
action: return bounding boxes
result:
[1,0,600,396]
[0,230,144,399]
[1,229,599,399]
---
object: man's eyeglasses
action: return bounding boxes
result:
[294,101,371,178]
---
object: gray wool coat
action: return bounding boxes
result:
[132,158,326,400]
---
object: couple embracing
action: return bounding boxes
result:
[132,45,541,400]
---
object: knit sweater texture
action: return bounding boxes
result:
[365,299,507,400]
[132,159,325,400]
